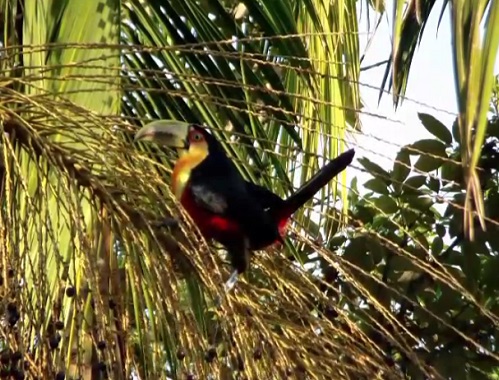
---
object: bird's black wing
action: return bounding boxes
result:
[188,174,280,244]
[244,181,284,211]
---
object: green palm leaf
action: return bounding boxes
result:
[0,0,409,378]
[2,0,120,378]
[385,0,499,238]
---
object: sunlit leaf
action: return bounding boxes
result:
[414,155,445,173]
[408,139,447,156]
[392,148,411,192]
[364,178,390,194]
[403,175,427,190]
[358,157,391,182]
[418,113,453,145]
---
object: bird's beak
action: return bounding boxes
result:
[134,120,190,150]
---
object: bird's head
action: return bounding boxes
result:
[134,120,217,159]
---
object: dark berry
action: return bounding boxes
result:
[49,334,61,350]
[237,355,245,371]
[108,299,116,309]
[0,368,9,378]
[55,371,65,380]
[8,313,20,327]
[95,362,106,372]
[186,374,196,380]
[204,346,217,363]
[65,287,75,298]
[97,341,106,350]
[7,302,17,313]
[323,307,338,320]
[0,351,10,364]
[11,368,24,380]
[54,321,64,330]
[176,349,185,361]
[253,347,262,360]
[11,351,22,362]
[7,269,14,278]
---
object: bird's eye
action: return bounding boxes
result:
[191,132,203,141]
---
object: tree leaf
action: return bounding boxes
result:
[364,178,389,194]
[368,0,385,12]
[405,195,434,212]
[408,139,447,156]
[368,238,386,265]
[343,237,374,271]
[390,255,416,272]
[427,176,441,193]
[403,175,427,191]
[349,177,359,204]
[441,161,462,184]
[373,195,398,214]
[431,236,444,255]
[358,157,391,183]
[414,155,445,173]
[400,208,420,226]
[461,242,482,289]
[482,256,499,294]
[418,113,453,145]
[392,148,411,185]
[436,224,446,238]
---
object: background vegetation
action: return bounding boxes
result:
[0,0,498,379]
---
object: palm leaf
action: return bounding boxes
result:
[383,0,499,238]
[382,0,437,106]
[449,0,499,239]
[0,0,423,379]
[2,0,120,378]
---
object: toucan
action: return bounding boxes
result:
[135,120,355,290]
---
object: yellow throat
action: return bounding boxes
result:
[171,148,208,199]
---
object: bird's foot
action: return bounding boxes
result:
[225,270,239,293]
[153,217,179,229]
[214,271,239,308]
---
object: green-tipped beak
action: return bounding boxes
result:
[134,120,190,149]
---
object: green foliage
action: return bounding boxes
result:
[383,0,499,237]
[2,0,121,379]
[349,109,499,378]
[418,113,453,145]
[1,0,498,378]
[1,0,365,379]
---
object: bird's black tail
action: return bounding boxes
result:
[276,149,355,223]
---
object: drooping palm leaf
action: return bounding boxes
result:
[6,0,498,379]
[383,0,499,238]
[2,0,121,378]
[381,0,438,107]
[449,0,499,239]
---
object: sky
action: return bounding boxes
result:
[351,0,499,186]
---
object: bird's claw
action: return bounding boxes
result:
[214,271,239,308]
[224,270,239,293]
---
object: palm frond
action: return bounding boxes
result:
[385,0,499,239]
[1,0,497,379]
[2,0,121,378]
